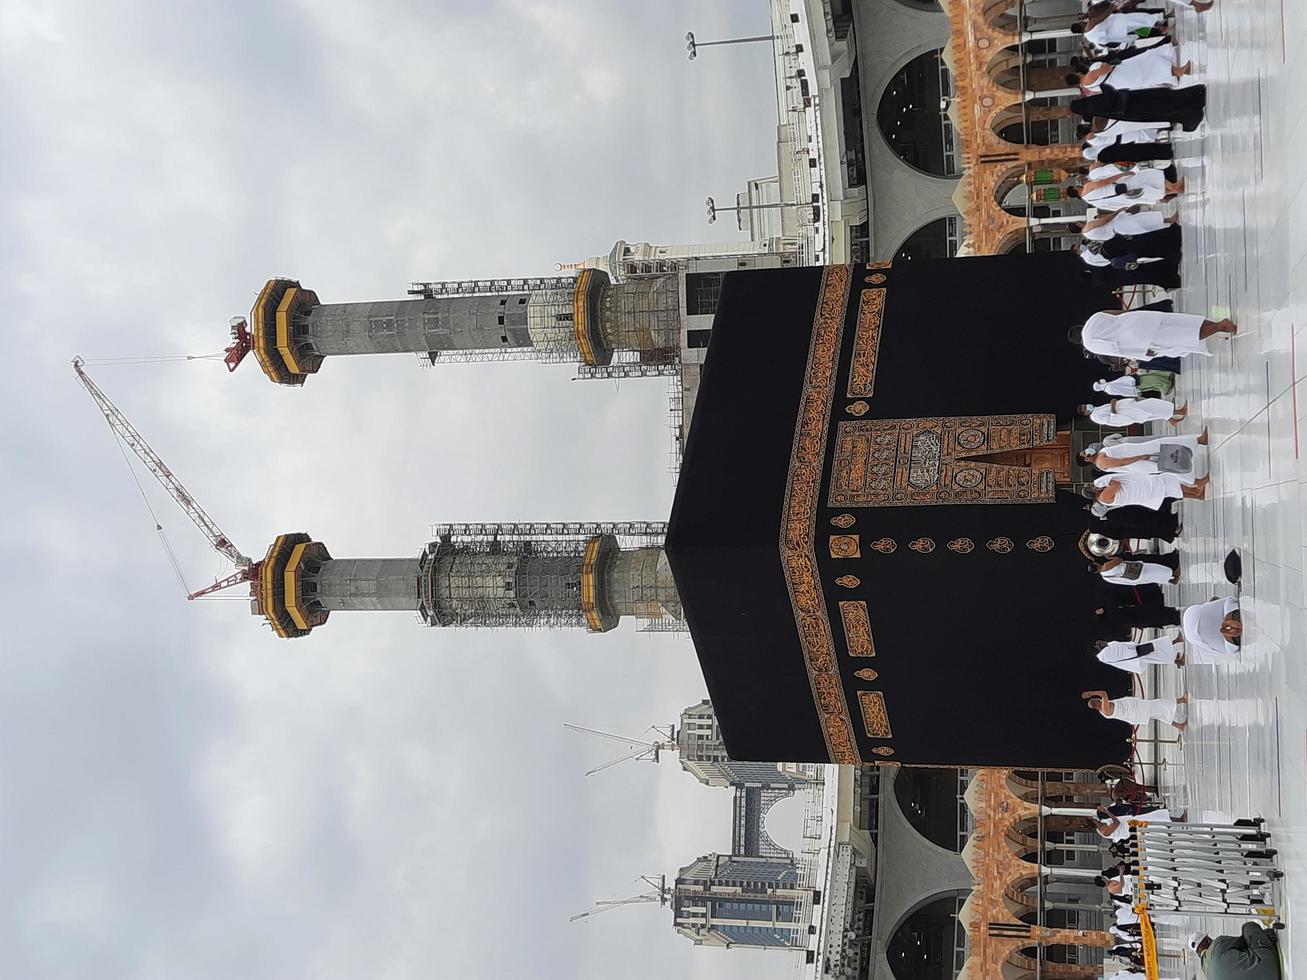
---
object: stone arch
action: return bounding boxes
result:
[876,47,962,177]
[758,789,801,858]
[1003,873,1041,916]
[983,0,1021,31]
[894,767,967,851]
[986,47,1022,80]
[1002,233,1031,254]
[993,163,1029,206]
[885,890,972,979]
[988,47,1079,92]
[888,210,964,261]
[1011,946,1103,978]
[992,103,1076,146]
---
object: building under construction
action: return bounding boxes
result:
[255,522,681,639]
[236,238,799,463]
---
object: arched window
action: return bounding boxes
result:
[894,217,962,263]
[887,894,970,979]
[877,50,962,176]
[893,768,966,851]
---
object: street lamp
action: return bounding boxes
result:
[686,30,777,61]
[705,195,799,226]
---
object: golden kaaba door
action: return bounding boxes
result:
[828,414,1063,507]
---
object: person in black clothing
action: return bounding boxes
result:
[1087,504,1180,543]
[1071,86,1207,132]
[1094,600,1183,634]
[1099,224,1183,265]
[1079,256,1182,290]
[1090,138,1176,165]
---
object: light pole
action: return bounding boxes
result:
[686,31,776,61]
[705,195,796,226]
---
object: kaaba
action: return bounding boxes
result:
[665,253,1137,769]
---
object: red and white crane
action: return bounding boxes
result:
[72,356,256,600]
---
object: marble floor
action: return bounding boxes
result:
[1130,0,1307,973]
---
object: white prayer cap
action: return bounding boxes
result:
[1188,931,1207,951]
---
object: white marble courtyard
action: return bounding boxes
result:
[1129,0,1307,973]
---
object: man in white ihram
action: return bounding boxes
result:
[1070,308,1237,359]
[1079,397,1187,427]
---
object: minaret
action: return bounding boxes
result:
[247,272,682,386]
[252,522,681,639]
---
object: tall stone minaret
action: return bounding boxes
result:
[246,272,682,386]
[253,523,681,639]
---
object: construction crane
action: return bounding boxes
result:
[72,356,256,600]
[563,723,678,776]
[570,875,668,923]
[223,316,253,372]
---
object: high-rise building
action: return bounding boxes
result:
[671,853,816,951]
[677,699,808,790]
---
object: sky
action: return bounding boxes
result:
[0,1,793,977]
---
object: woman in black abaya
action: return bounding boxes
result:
[1088,138,1175,165]
[1077,252,1182,290]
[1071,84,1206,132]
[1099,223,1183,265]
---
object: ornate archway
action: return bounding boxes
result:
[877,49,963,177]
[893,216,962,262]
[887,893,970,979]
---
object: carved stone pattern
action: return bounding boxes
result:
[831,513,857,529]
[987,537,1015,554]
[909,537,936,554]
[839,601,875,657]
[846,400,870,417]
[871,537,898,554]
[847,287,886,398]
[948,537,975,554]
[835,575,861,589]
[777,264,860,764]
[1026,535,1055,552]
[858,691,893,739]
[854,668,880,681]
[829,534,861,558]
[829,414,1059,508]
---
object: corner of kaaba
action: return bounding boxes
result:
[666,252,1136,770]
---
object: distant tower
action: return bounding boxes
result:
[254,522,681,639]
[671,853,816,951]
[246,272,682,386]
[558,236,799,282]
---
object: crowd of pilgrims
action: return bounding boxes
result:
[1032,4,1271,975]
[1064,1,1215,293]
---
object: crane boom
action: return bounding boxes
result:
[72,357,252,569]
[564,723,677,776]
[570,876,668,922]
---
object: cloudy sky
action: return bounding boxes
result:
[0,1,795,977]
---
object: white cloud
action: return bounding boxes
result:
[0,0,784,977]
